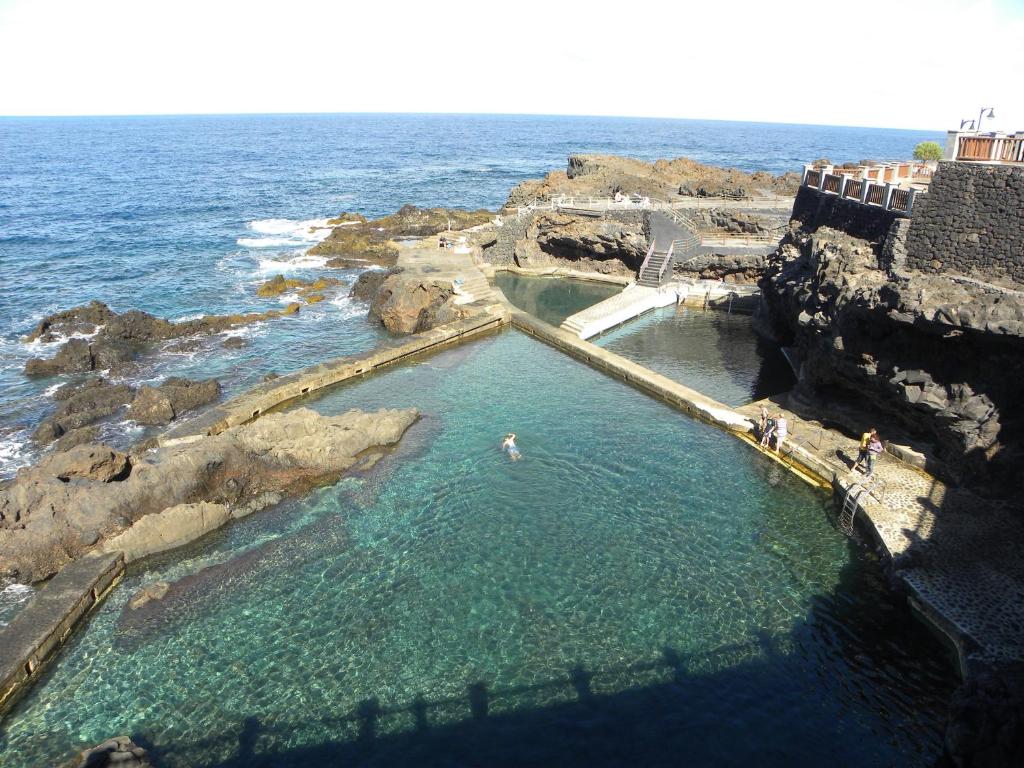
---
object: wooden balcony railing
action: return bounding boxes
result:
[889,187,911,213]
[954,135,1024,164]
[822,173,842,194]
[865,184,886,205]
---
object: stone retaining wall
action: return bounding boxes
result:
[162,309,508,443]
[903,162,1024,284]
[0,552,124,715]
[791,185,901,245]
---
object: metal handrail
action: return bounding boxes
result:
[657,243,675,283]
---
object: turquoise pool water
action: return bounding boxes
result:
[595,304,795,407]
[493,272,620,327]
[0,332,955,767]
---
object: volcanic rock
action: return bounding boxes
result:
[1,407,419,581]
[38,444,131,483]
[71,736,152,768]
[368,272,461,334]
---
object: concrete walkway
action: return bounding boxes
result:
[560,284,677,339]
[396,236,497,305]
[735,397,1024,674]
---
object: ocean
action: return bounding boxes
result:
[0,113,942,478]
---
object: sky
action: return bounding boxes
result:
[0,0,1022,130]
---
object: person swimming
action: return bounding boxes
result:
[501,432,521,460]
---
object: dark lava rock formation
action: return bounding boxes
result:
[758,187,1024,489]
[24,301,300,378]
[31,376,221,444]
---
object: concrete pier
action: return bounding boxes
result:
[560,279,760,339]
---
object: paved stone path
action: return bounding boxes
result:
[735,396,1024,672]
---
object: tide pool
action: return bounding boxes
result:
[0,332,955,767]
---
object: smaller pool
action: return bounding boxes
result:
[493,272,620,327]
[595,305,794,407]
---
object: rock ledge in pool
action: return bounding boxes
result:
[69,736,152,768]
[0,407,419,582]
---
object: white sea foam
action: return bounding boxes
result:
[237,237,299,249]
[257,255,329,273]
[330,295,368,321]
[239,218,334,249]
[21,326,102,353]
[0,431,32,480]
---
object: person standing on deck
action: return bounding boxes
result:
[773,414,788,455]
[865,430,884,477]
[852,428,875,473]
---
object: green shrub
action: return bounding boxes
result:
[913,141,943,161]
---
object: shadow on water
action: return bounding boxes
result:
[122,541,956,768]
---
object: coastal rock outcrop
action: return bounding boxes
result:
[350,269,391,302]
[31,376,221,443]
[103,502,231,562]
[32,380,134,444]
[505,154,799,208]
[758,203,1024,486]
[41,444,131,483]
[512,212,646,275]
[24,302,300,377]
[129,377,221,426]
[368,272,462,334]
[0,407,419,581]
[257,275,345,303]
[310,205,493,265]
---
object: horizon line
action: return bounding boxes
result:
[0,110,949,133]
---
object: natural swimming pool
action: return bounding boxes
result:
[594,304,795,407]
[493,272,620,327]
[0,332,956,767]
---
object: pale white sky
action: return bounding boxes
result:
[0,0,1021,130]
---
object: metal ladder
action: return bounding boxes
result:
[838,475,887,534]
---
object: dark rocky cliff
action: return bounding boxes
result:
[758,166,1024,489]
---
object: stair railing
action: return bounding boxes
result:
[638,240,657,280]
[657,243,675,285]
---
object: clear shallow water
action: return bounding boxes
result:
[595,305,795,407]
[0,333,955,767]
[493,272,621,326]
[1,114,942,476]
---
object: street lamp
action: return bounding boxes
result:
[976,107,995,133]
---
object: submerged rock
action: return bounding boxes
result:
[71,736,152,768]
[0,407,419,582]
[127,580,170,610]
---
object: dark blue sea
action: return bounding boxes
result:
[0,113,942,476]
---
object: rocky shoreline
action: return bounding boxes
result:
[4,152,1021,766]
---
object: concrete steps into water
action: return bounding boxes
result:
[560,284,677,339]
[454,274,496,304]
